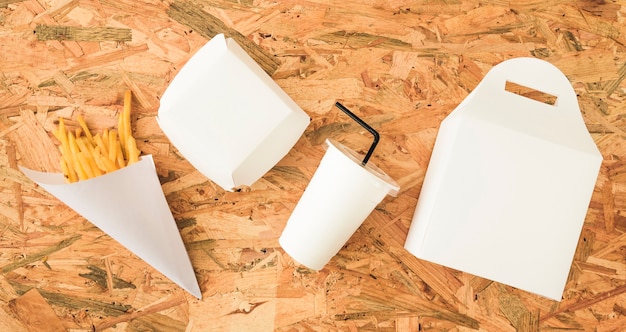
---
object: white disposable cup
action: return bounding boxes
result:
[279,138,399,270]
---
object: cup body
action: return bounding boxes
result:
[279,139,399,270]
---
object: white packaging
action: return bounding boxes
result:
[280,139,399,270]
[404,57,602,300]
[21,155,202,298]
[157,34,310,191]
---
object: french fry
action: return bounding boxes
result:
[118,107,126,159]
[115,140,125,168]
[104,158,118,172]
[67,131,79,159]
[108,129,117,163]
[56,118,71,155]
[77,114,94,145]
[81,146,103,177]
[67,132,89,181]
[93,147,118,173]
[94,133,109,158]
[123,90,132,143]
[102,128,109,146]
[59,157,69,179]
[53,119,79,182]
[77,152,95,179]
[90,159,103,177]
[56,118,66,141]
[123,91,133,162]
[127,136,139,165]
[68,132,95,180]
[77,135,102,177]
[92,148,107,173]
[54,90,140,182]
[60,158,77,183]
[59,146,78,183]
[76,136,93,155]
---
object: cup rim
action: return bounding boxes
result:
[325,138,400,195]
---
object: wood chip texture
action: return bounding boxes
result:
[0,0,625,331]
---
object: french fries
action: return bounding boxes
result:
[54,90,140,183]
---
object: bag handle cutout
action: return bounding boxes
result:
[504,81,558,106]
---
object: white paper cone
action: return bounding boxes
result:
[20,155,202,298]
[279,139,399,270]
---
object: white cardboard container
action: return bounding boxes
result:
[157,34,310,191]
[21,155,202,298]
[279,139,399,270]
[403,57,602,301]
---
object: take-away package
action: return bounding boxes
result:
[157,34,310,191]
[279,138,399,270]
[21,155,202,298]
[404,57,602,301]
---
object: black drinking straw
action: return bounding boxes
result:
[335,102,379,166]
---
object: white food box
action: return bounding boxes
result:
[157,34,310,191]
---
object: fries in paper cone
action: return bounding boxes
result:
[20,91,202,298]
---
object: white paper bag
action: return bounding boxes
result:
[404,57,602,301]
[21,155,202,298]
[157,34,310,191]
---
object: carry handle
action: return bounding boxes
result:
[472,58,579,113]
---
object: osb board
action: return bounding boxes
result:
[0,0,625,331]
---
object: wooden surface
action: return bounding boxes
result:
[1,0,625,331]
